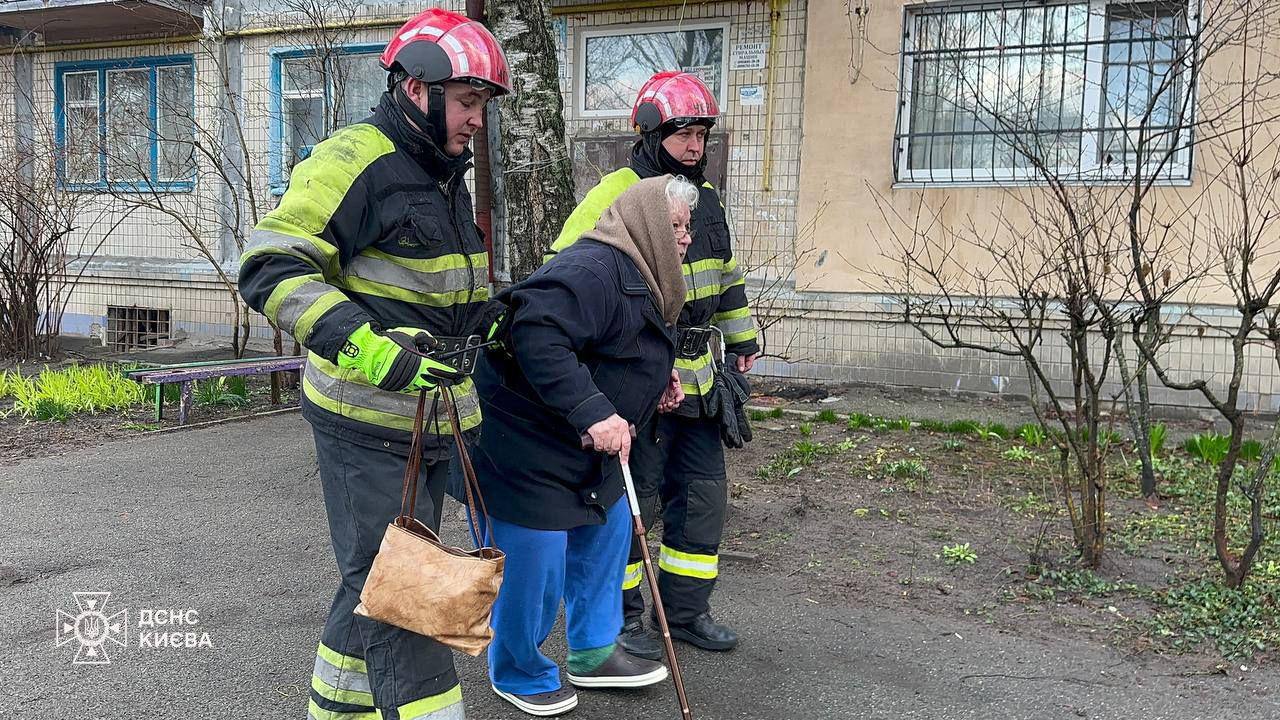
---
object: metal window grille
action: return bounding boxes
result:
[106,306,171,351]
[894,1,1195,185]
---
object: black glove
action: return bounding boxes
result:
[478,299,513,354]
[710,354,753,448]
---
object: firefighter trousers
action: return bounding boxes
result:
[309,425,464,720]
[622,413,727,626]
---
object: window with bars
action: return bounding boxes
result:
[894,1,1195,184]
[55,57,196,191]
[270,45,386,191]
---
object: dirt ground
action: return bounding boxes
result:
[717,409,1279,681]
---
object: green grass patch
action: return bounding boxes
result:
[195,377,250,408]
[1148,562,1280,658]
[3,365,145,420]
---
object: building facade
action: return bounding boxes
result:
[1,0,1273,409]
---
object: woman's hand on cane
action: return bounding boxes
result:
[586,414,633,462]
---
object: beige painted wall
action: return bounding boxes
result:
[795,0,1280,304]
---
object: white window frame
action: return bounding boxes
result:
[62,70,100,185]
[894,0,1198,187]
[104,67,152,184]
[575,20,731,119]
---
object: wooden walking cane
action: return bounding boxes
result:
[621,457,694,720]
[582,431,694,719]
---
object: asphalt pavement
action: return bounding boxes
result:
[1,413,1275,720]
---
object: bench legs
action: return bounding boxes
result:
[178,381,193,426]
[154,384,164,422]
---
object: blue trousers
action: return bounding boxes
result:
[485,496,632,695]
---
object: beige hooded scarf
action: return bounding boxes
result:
[579,175,687,325]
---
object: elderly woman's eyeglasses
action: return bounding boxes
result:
[673,225,692,239]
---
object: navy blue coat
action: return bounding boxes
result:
[472,240,677,530]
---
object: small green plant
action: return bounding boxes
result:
[894,417,914,431]
[941,543,978,565]
[798,422,814,437]
[767,407,784,419]
[1038,568,1127,597]
[1017,423,1047,447]
[945,419,980,435]
[815,409,840,424]
[121,422,161,432]
[1183,433,1231,465]
[195,378,251,408]
[1149,423,1167,458]
[748,408,772,422]
[941,438,965,451]
[1002,445,1038,463]
[884,459,928,480]
[1240,439,1263,463]
[1002,491,1054,515]
[163,383,182,403]
[974,422,1010,441]
[917,418,949,433]
[33,398,72,422]
[847,412,875,430]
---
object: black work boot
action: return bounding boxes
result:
[664,612,738,651]
[566,645,669,689]
[616,618,663,661]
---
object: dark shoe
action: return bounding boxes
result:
[566,644,669,689]
[666,612,738,651]
[616,618,664,661]
[492,685,578,717]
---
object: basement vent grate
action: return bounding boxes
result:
[106,306,171,351]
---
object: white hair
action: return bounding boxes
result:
[664,175,699,212]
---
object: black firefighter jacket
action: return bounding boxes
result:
[471,240,677,530]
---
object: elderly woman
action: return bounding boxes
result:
[470,174,697,717]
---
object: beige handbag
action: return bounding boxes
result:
[354,387,505,656]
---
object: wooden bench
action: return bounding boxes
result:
[126,356,306,425]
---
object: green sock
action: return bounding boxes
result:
[567,643,615,674]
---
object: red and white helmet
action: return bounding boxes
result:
[380,8,512,96]
[630,71,719,133]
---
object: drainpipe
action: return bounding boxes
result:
[466,0,497,284]
[761,0,784,193]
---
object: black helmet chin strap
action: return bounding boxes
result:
[393,81,449,150]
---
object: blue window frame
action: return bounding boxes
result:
[54,55,196,192]
[270,43,386,192]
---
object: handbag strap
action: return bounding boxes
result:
[400,390,429,520]
[442,384,496,547]
[399,386,495,549]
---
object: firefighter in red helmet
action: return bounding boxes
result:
[238,8,510,719]
[546,71,761,659]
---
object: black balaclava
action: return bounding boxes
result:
[633,120,713,183]
[381,81,471,179]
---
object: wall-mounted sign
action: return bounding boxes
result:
[730,41,768,70]
[739,85,765,106]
